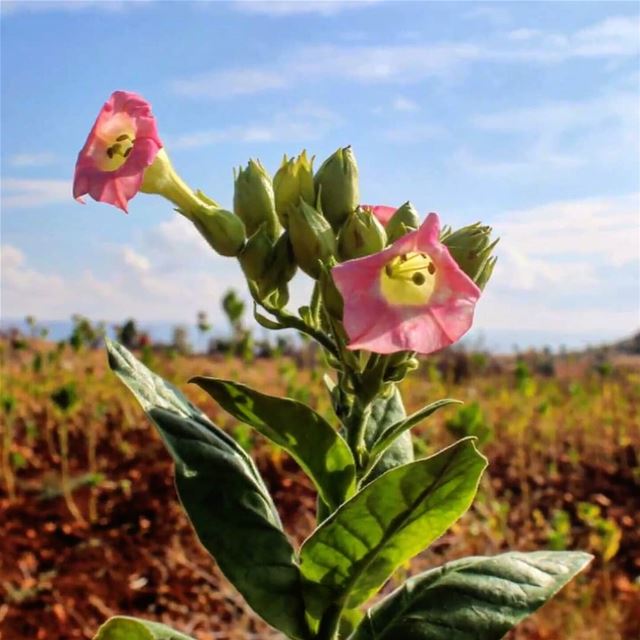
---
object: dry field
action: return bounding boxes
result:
[1,338,639,640]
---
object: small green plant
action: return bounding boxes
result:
[445,401,493,445]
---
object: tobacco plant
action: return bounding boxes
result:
[74,91,591,640]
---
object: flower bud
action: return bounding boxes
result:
[233,159,281,240]
[441,222,499,289]
[288,200,337,279]
[257,231,298,300]
[319,260,344,320]
[474,256,498,291]
[239,224,273,282]
[314,146,359,231]
[273,151,315,227]
[192,206,246,257]
[337,206,387,260]
[385,200,420,243]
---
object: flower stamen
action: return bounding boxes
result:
[380,251,437,306]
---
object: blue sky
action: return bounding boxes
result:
[1,0,639,350]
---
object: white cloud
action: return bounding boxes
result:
[172,69,287,99]
[232,0,380,17]
[171,15,640,98]
[120,247,150,273]
[463,5,511,27]
[168,103,341,149]
[392,96,419,112]
[1,178,70,208]
[461,89,639,177]
[1,213,316,325]
[1,0,151,16]
[8,152,57,168]
[473,193,640,335]
[496,193,640,267]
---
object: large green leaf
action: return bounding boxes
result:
[350,551,593,640]
[106,339,310,640]
[191,376,356,511]
[299,438,487,622]
[363,386,414,481]
[94,616,195,640]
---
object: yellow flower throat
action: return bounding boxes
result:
[380,252,437,306]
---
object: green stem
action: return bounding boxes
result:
[270,307,341,361]
[316,602,342,640]
[347,399,372,469]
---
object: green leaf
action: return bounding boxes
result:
[363,386,414,482]
[192,376,356,511]
[300,438,487,622]
[367,399,463,473]
[350,551,593,639]
[106,339,310,640]
[94,616,195,640]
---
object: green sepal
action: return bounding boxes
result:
[191,376,356,511]
[350,551,593,639]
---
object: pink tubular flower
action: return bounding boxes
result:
[331,213,480,355]
[362,204,396,226]
[73,91,163,212]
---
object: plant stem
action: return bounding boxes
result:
[316,603,342,640]
[347,399,372,469]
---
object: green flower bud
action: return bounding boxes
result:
[386,201,420,243]
[239,224,273,282]
[474,255,498,291]
[441,222,499,289]
[233,159,281,239]
[288,200,337,279]
[192,206,246,257]
[273,151,315,227]
[318,260,344,320]
[258,231,298,300]
[314,146,359,231]
[338,206,387,260]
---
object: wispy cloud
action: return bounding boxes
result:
[171,15,640,99]
[168,103,341,150]
[463,5,512,27]
[173,69,287,99]
[1,178,69,208]
[392,96,420,112]
[1,0,151,16]
[474,192,640,335]
[459,88,639,177]
[8,152,57,168]
[496,193,640,268]
[231,0,380,17]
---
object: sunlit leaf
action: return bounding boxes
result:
[300,438,487,622]
[350,551,593,639]
[94,616,195,640]
[192,376,356,510]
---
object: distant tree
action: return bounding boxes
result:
[117,319,140,350]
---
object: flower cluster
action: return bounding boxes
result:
[73,90,497,358]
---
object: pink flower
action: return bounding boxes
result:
[362,204,396,226]
[331,213,480,355]
[73,91,163,212]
